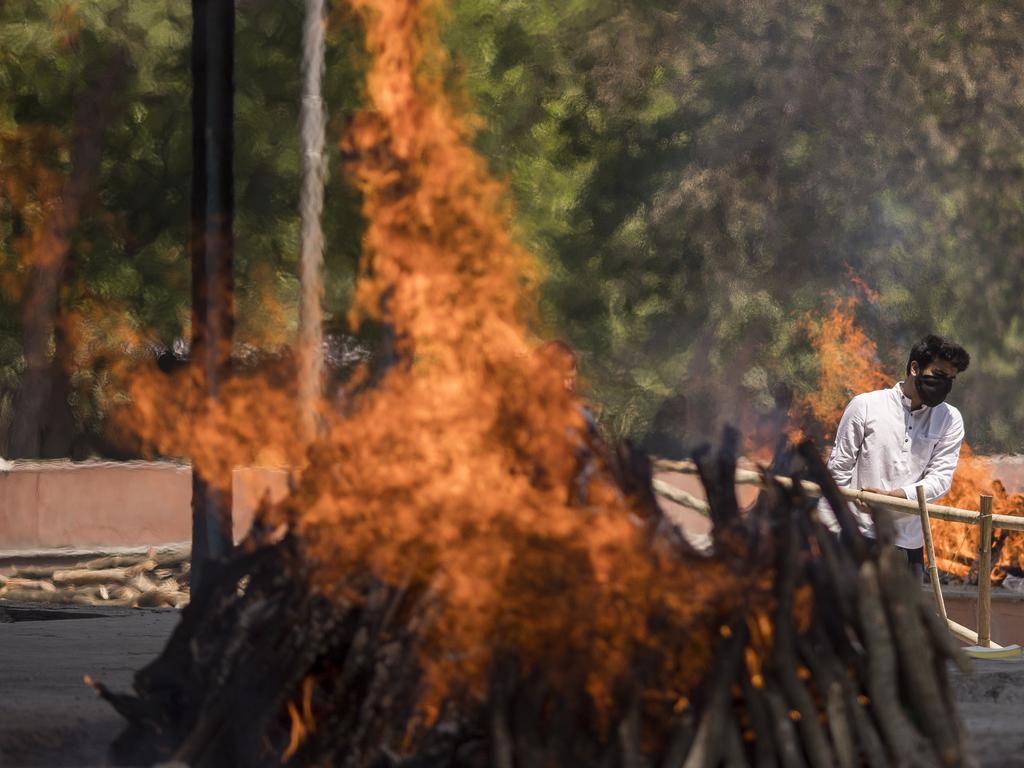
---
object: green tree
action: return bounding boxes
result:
[445,0,1024,451]
[0,0,367,457]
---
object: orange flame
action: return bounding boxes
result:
[110,0,754,719]
[283,675,316,762]
[0,124,68,301]
[793,296,891,439]
[931,445,1024,579]
[278,0,750,711]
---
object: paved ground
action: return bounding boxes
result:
[0,603,179,767]
[951,657,1024,767]
[2,601,1023,767]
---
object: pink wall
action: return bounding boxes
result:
[3,456,1024,551]
[943,589,1024,646]
[0,461,289,550]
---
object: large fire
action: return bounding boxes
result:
[112,0,751,716]
[796,296,1024,580]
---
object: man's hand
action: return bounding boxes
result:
[861,487,908,499]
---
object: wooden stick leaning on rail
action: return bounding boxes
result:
[945,617,1001,647]
[917,484,947,623]
[978,495,994,648]
[654,459,1024,531]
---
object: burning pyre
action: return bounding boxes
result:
[93,0,973,765]
[94,437,974,767]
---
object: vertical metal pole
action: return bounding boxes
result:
[190,0,235,593]
[916,485,947,623]
[978,495,994,648]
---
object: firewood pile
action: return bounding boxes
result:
[0,545,190,609]
[92,439,976,768]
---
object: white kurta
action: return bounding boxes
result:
[820,383,965,549]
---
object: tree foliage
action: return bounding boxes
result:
[0,0,365,455]
[445,0,1024,451]
[3,0,1024,454]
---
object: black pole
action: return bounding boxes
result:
[190,0,235,593]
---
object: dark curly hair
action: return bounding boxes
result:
[906,334,970,376]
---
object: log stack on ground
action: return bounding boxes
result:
[0,545,190,608]
[92,437,976,768]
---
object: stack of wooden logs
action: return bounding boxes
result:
[0,545,190,608]
[93,438,975,767]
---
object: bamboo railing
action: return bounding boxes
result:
[653,459,1008,648]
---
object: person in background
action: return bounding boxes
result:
[822,334,970,574]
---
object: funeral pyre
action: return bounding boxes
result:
[91,0,975,765]
[91,436,974,767]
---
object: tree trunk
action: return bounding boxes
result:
[5,53,125,459]
[190,0,236,593]
[297,0,328,444]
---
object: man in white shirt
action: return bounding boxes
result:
[823,334,970,571]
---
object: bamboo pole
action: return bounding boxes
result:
[653,459,1024,531]
[978,495,994,648]
[650,479,710,517]
[917,485,947,623]
[945,616,1002,648]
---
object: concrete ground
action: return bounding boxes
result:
[0,603,179,768]
[950,657,1024,767]
[1,601,1023,767]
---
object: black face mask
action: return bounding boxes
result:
[915,373,953,407]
